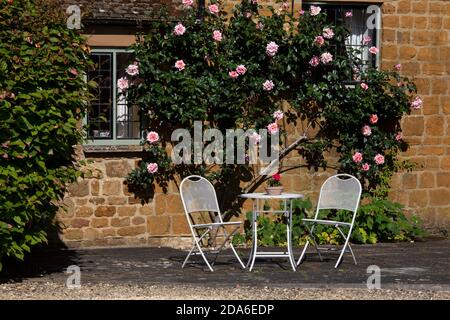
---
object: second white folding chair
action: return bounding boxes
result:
[297,174,362,268]
[180,175,246,272]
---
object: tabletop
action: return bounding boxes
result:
[239,193,304,200]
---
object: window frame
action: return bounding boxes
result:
[84,47,142,146]
[301,1,382,69]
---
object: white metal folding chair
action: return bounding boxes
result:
[297,174,362,268]
[180,175,246,272]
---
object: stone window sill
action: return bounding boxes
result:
[83,145,143,154]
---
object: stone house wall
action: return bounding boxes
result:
[57,0,450,248]
[381,0,449,231]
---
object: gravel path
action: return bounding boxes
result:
[0,280,449,300]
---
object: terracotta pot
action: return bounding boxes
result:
[265,186,284,195]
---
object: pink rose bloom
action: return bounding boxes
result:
[173,23,186,36]
[147,163,158,174]
[360,82,369,90]
[251,0,258,3]
[394,63,402,71]
[175,60,185,71]
[309,56,320,67]
[126,63,139,76]
[361,125,372,136]
[229,71,239,79]
[310,5,321,16]
[369,114,378,124]
[361,163,370,171]
[146,131,159,143]
[322,28,334,39]
[267,122,279,135]
[352,152,363,163]
[250,131,261,144]
[236,64,247,75]
[314,36,324,46]
[320,52,333,64]
[411,96,423,109]
[395,133,402,141]
[262,80,274,91]
[369,46,379,54]
[213,30,222,42]
[299,10,305,15]
[117,77,129,91]
[69,68,78,76]
[209,4,219,15]
[374,154,385,165]
[182,0,194,8]
[345,11,353,17]
[256,22,264,30]
[273,110,284,120]
[266,41,279,57]
[363,35,372,45]
[281,2,289,11]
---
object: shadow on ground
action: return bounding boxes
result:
[0,229,79,283]
[1,240,449,289]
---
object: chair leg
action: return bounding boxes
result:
[296,240,309,266]
[214,226,246,269]
[248,215,258,272]
[347,243,357,265]
[185,229,214,272]
[182,241,196,269]
[297,223,322,266]
[195,239,214,272]
[334,227,354,269]
[335,225,357,267]
[230,243,246,269]
[306,224,323,261]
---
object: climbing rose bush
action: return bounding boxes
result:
[124,1,421,206]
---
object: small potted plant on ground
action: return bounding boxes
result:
[265,173,284,195]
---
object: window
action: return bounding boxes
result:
[86,49,142,145]
[302,2,381,76]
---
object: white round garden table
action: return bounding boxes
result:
[239,193,304,271]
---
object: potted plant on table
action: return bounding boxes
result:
[265,173,284,195]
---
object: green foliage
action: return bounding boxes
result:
[0,0,93,270]
[126,141,174,193]
[233,197,425,246]
[124,1,419,199]
[351,198,426,243]
[122,1,424,244]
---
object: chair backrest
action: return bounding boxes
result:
[180,175,222,225]
[314,174,362,222]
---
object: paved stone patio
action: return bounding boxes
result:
[1,240,449,291]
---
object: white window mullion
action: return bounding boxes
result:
[112,51,117,141]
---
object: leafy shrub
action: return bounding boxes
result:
[0,0,93,270]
